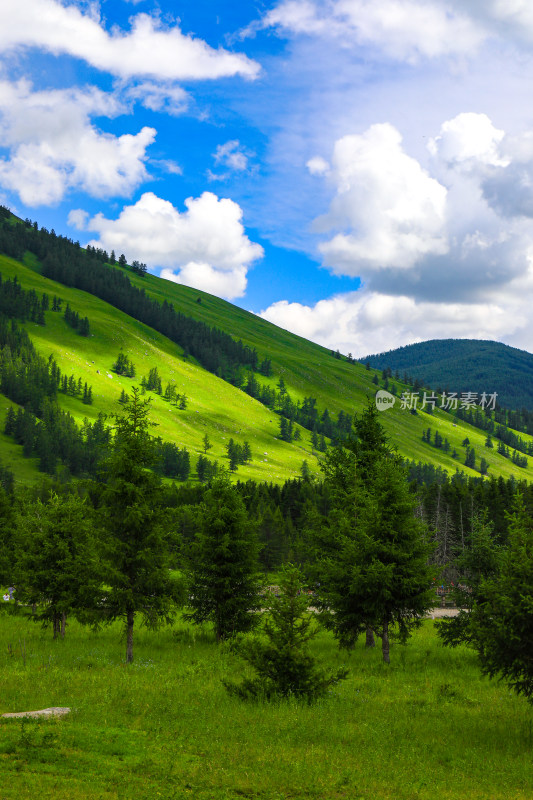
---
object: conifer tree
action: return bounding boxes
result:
[470,494,533,702]
[314,456,437,662]
[224,564,348,702]
[13,492,102,639]
[436,510,502,649]
[185,475,261,642]
[97,388,182,662]
[312,401,436,662]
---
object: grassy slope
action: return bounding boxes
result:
[128,268,533,483]
[2,251,533,485]
[1,254,317,485]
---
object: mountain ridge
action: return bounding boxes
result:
[362,338,533,410]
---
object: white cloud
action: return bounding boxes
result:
[258,0,484,61]
[161,263,248,300]
[262,110,533,355]
[0,79,154,205]
[259,288,527,357]
[208,140,256,181]
[214,140,251,172]
[306,155,329,175]
[124,82,189,116]
[0,0,260,81]
[86,191,264,300]
[315,123,448,275]
[428,112,507,169]
[429,112,533,221]
[67,208,89,230]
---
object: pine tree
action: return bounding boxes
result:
[4,406,16,436]
[470,495,533,702]
[313,401,436,662]
[436,511,502,649]
[185,476,262,642]
[279,416,292,442]
[13,492,102,639]
[224,564,348,702]
[313,456,437,662]
[202,434,213,454]
[97,388,182,662]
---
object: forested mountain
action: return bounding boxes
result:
[0,204,533,487]
[362,339,533,410]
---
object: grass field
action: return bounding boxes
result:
[0,608,531,800]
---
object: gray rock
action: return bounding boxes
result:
[2,707,70,719]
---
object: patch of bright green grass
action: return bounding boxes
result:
[0,608,531,799]
[3,252,532,486]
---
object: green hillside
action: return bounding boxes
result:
[362,338,533,410]
[0,212,532,486]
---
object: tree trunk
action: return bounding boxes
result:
[126,609,134,663]
[365,627,375,648]
[53,614,60,640]
[382,617,390,664]
[60,611,67,639]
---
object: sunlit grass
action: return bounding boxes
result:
[0,608,531,799]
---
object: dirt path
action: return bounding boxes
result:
[426,607,462,619]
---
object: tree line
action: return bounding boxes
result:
[3,396,531,704]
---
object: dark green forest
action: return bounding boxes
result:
[363,338,533,410]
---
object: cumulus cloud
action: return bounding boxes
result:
[86,191,264,300]
[428,112,507,170]
[306,115,533,306]
[259,288,527,357]
[315,123,448,275]
[161,263,248,300]
[429,112,533,222]
[0,0,260,81]
[255,0,484,61]
[0,79,154,205]
[262,110,533,355]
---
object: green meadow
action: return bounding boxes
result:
[2,251,533,486]
[0,608,531,800]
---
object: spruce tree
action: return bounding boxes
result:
[314,456,437,662]
[436,510,502,649]
[97,388,182,662]
[312,401,436,662]
[13,492,102,639]
[470,494,533,702]
[185,475,262,642]
[224,564,347,702]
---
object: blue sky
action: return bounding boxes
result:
[2,1,533,356]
